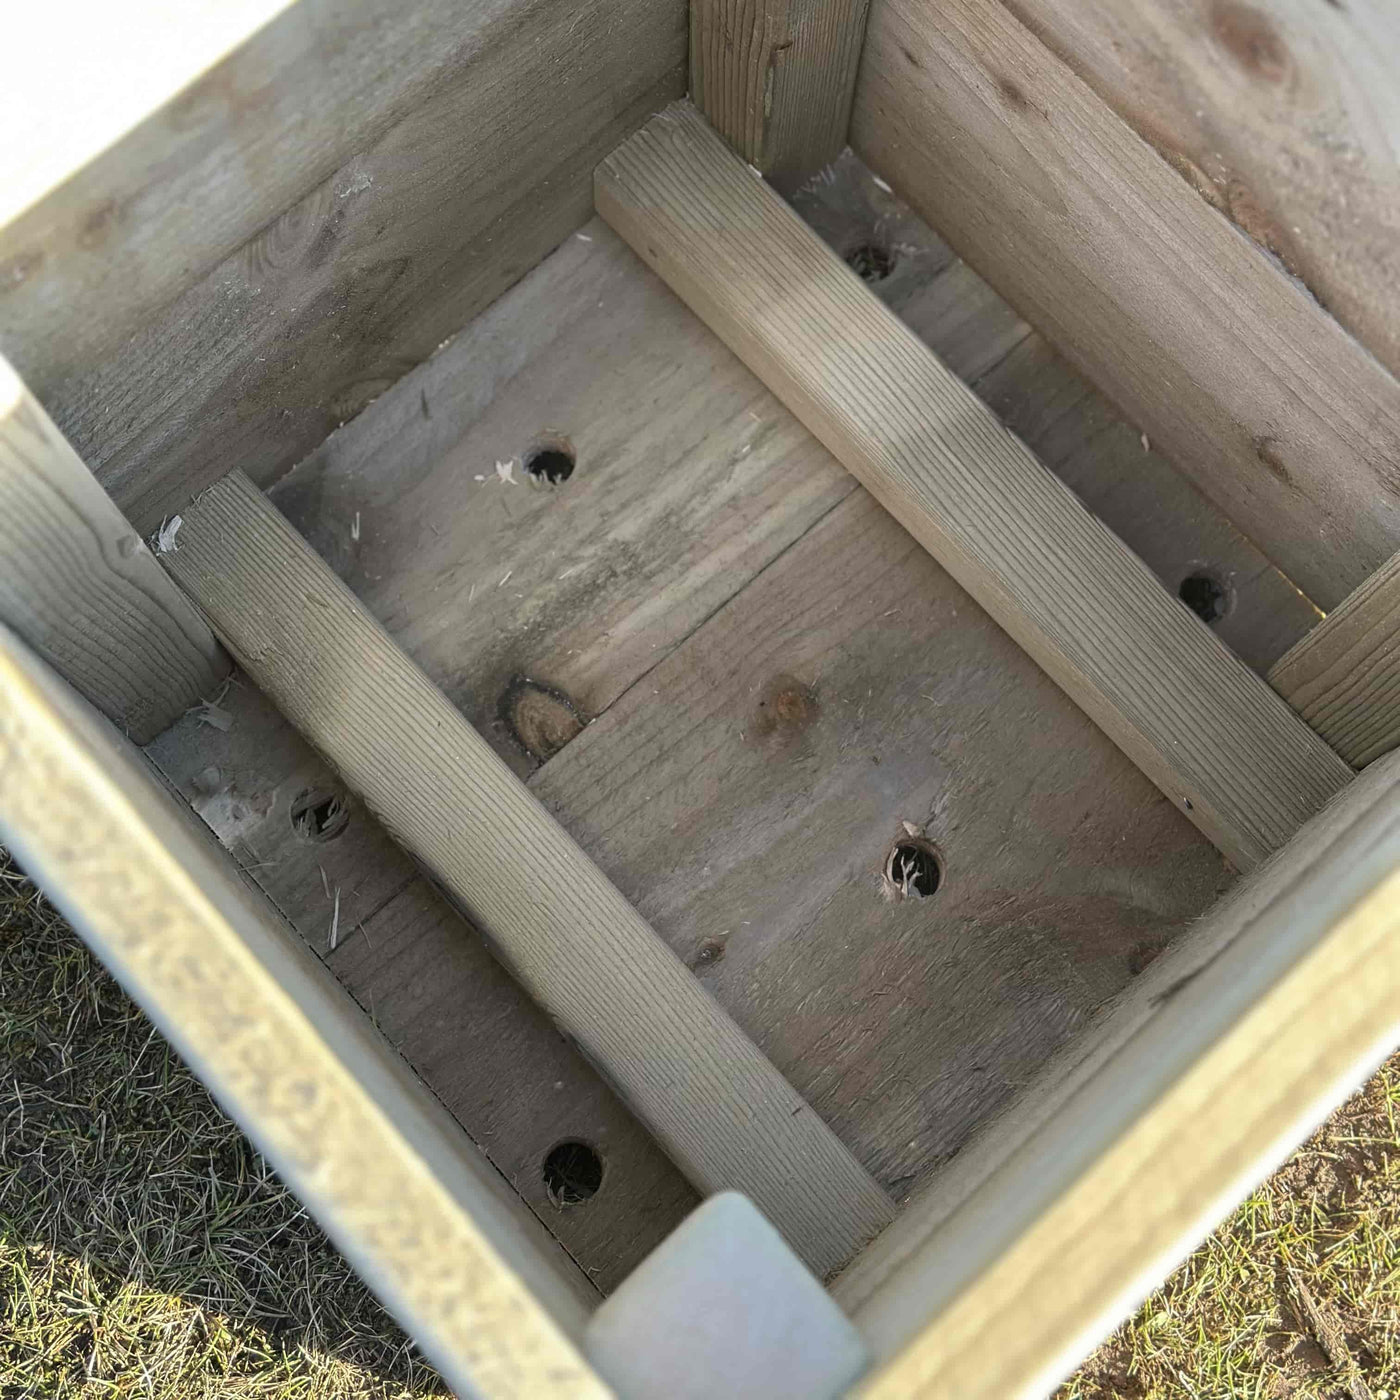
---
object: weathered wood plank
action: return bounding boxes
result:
[690,0,871,189]
[1270,550,1400,768]
[839,751,1400,1400]
[0,356,227,741]
[991,0,1400,386]
[530,484,1233,1194]
[145,678,701,1294]
[596,102,1353,871]
[847,0,1400,610]
[0,621,604,1399]
[266,219,864,781]
[3,0,685,533]
[163,471,895,1277]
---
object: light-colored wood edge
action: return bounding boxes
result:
[0,619,608,1400]
[0,356,227,741]
[1271,550,1400,767]
[594,100,1353,872]
[690,0,872,190]
[846,0,1400,611]
[833,749,1400,1399]
[162,469,895,1277]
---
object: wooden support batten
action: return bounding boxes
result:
[0,356,228,742]
[595,100,1353,872]
[1271,550,1400,768]
[162,470,895,1278]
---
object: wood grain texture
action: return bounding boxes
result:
[141,156,1323,1283]
[847,0,1400,610]
[690,0,871,189]
[146,679,700,1293]
[0,622,604,1400]
[841,750,1400,1399]
[1270,551,1400,768]
[595,102,1353,871]
[991,0,1400,386]
[4,0,685,533]
[529,482,1234,1197]
[0,356,227,742]
[163,471,895,1277]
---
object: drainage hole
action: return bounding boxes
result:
[1178,571,1231,624]
[525,446,576,485]
[845,242,896,283]
[542,1140,603,1205]
[289,788,350,843]
[887,841,942,898]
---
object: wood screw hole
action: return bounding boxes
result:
[525,446,576,485]
[1178,570,1231,624]
[542,1140,603,1205]
[845,242,896,283]
[886,841,942,899]
[289,788,350,843]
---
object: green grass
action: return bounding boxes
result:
[1,852,1397,1398]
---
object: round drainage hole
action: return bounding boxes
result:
[845,242,896,283]
[1178,571,1231,624]
[525,446,576,485]
[289,788,350,843]
[887,842,942,898]
[542,1140,603,1205]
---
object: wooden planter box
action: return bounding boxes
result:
[3,2,1400,1395]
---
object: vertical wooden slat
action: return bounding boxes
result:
[0,620,606,1400]
[690,0,871,189]
[0,355,228,741]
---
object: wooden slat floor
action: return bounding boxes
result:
[147,154,1321,1288]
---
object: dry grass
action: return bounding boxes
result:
[0,856,447,1399]
[1,851,1397,1398]
[1060,1054,1400,1400]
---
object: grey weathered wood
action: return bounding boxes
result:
[988,0,1400,386]
[146,680,701,1293]
[596,102,1353,871]
[847,0,1400,611]
[690,0,871,189]
[3,0,685,533]
[163,470,895,1277]
[0,620,605,1400]
[143,159,1325,1282]
[837,748,1400,1399]
[792,154,1323,678]
[1270,551,1400,768]
[530,484,1233,1194]
[0,356,227,741]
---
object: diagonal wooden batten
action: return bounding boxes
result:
[0,620,605,1400]
[1271,550,1400,768]
[161,469,895,1278]
[594,100,1354,872]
